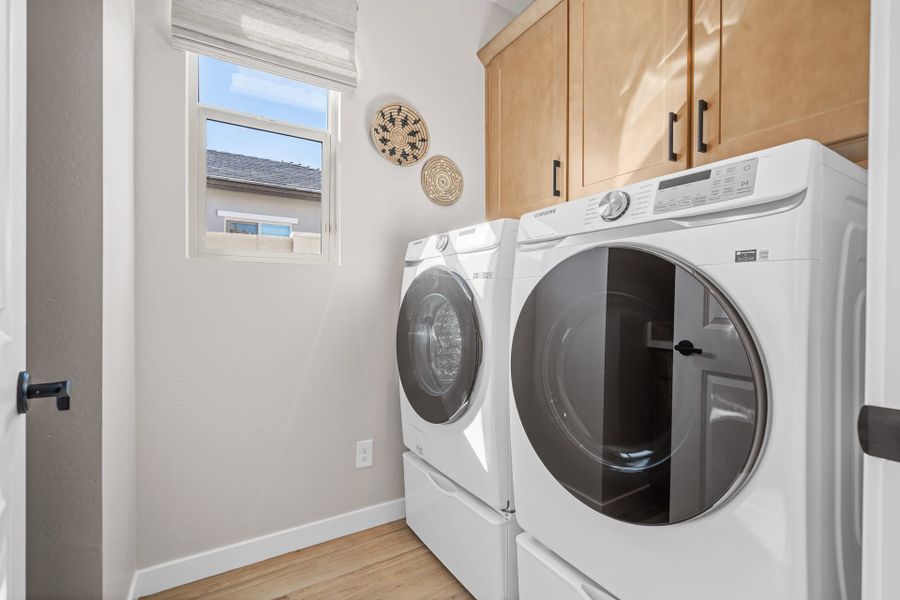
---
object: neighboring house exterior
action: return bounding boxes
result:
[205,149,323,237]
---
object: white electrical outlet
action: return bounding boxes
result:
[356,439,373,469]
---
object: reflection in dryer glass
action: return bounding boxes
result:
[411,293,463,396]
[511,247,765,524]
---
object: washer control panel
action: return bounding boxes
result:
[654,157,759,214]
[599,190,630,221]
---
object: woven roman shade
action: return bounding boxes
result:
[171,0,358,95]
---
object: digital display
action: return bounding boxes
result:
[653,157,759,215]
[658,170,712,191]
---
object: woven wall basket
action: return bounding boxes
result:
[370,103,429,166]
[421,155,463,206]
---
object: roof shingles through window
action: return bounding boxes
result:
[206,149,322,192]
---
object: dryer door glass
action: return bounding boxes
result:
[511,246,766,525]
[397,267,481,424]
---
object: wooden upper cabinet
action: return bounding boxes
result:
[569,0,690,199]
[485,0,568,220]
[481,0,870,218]
[692,0,870,166]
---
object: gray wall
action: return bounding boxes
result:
[205,187,322,234]
[27,0,137,597]
[135,0,513,568]
[27,1,104,597]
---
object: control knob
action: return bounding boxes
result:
[599,190,630,222]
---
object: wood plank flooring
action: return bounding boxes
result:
[141,520,473,600]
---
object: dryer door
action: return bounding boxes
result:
[511,246,767,525]
[397,267,482,424]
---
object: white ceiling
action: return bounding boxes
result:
[487,0,531,15]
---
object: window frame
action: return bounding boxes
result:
[187,53,341,264]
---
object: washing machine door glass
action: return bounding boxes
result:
[511,246,766,525]
[397,266,482,424]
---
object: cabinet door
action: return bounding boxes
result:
[692,0,869,166]
[486,0,567,220]
[568,0,690,199]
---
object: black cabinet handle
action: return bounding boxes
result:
[17,371,72,414]
[697,99,709,153]
[674,340,703,356]
[667,112,678,162]
[552,159,561,197]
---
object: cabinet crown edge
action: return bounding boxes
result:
[478,0,565,66]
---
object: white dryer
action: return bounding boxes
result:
[508,141,866,600]
[397,218,520,600]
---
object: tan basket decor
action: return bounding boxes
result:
[371,103,429,166]
[421,155,463,206]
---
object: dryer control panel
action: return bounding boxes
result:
[654,157,759,214]
[517,140,826,245]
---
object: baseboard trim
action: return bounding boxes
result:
[131,498,406,599]
[126,571,138,600]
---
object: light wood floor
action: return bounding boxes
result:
[141,520,473,600]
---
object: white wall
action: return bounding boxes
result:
[26,1,104,597]
[101,0,137,597]
[135,0,513,568]
[488,0,532,14]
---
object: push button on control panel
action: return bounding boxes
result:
[600,190,630,222]
[653,157,759,215]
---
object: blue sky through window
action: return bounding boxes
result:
[200,56,326,170]
[206,121,323,170]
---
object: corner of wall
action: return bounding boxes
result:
[101,0,138,597]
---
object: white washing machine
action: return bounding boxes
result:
[508,140,866,600]
[397,218,521,599]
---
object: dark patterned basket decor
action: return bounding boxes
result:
[371,103,429,166]
[421,155,463,206]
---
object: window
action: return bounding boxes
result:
[189,55,339,263]
[225,221,258,235]
[260,223,292,237]
[223,215,294,237]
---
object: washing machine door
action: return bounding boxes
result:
[397,266,482,424]
[511,246,767,525]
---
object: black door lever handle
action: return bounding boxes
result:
[17,371,72,414]
[859,405,900,462]
[674,340,703,356]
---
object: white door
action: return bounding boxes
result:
[861,1,900,598]
[0,0,27,597]
[669,269,758,523]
